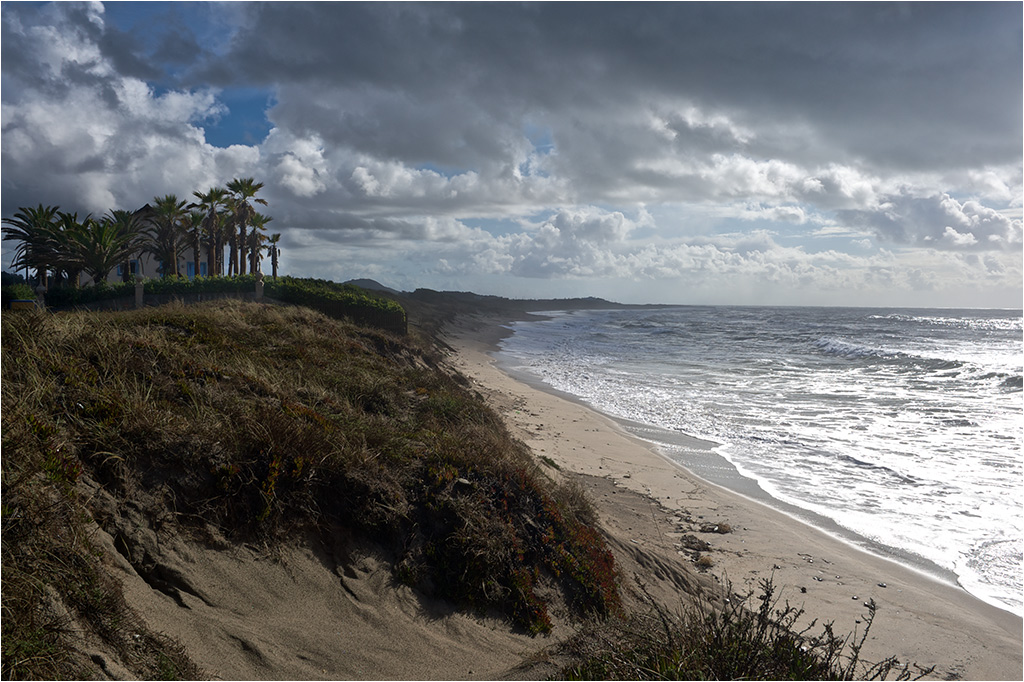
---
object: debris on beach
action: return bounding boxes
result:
[680,534,712,552]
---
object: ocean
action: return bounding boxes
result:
[495,306,1023,615]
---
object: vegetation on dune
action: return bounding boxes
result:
[6,273,408,335]
[1,300,617,678]
[561,578,933,681]
[265,276,407,331]
[1,282,35,304]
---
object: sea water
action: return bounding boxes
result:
[496,306,1023,615]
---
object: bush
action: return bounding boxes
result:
[43,280,135,308]
[143,274,259,295]
[1,283,35,304]
[38,275,408,335]
[265,276,407,334]
[561,577,934,681]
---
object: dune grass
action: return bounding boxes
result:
[561,578,934,681]
[1,300,619,678]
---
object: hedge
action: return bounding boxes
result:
[38,276,407,335]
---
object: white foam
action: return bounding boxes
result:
[499,306,1024,615]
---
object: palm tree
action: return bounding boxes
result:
[73,211,146,284]
[144,195,188,278]
[192,187,229,277]
[267,232,282,280]
[226,177,267,276]
[247,212,272,274]
[2,204,61,287]
[227,228,238,276]
[105,209,146,282]
[50,211,88,288]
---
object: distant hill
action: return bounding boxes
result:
[389,287,649,336]
[344,279,401,295]
[407,288,628,312]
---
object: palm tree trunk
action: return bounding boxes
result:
[193,231,201,280]
[238,224,248,275]
[206,233,216,278]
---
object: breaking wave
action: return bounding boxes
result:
[499,305,1023,615]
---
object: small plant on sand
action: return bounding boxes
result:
[696,553,715,569]
[561,577,935,681]
[699,521,732,534]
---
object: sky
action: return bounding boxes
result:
[2,1,1021,308]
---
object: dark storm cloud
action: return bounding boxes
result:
[212,2,1021,172]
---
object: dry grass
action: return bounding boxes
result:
[560,577,935,681]
[2,300,621,677]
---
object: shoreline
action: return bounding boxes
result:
[443,313,1023,681]
[613,420,966,590]
[499,353,965,593]
[491,310,1018,615]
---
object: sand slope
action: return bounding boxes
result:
[88,513,545,680]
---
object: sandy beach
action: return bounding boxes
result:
[443,313,1023,681]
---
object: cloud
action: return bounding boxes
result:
[262,128,327,198]
[838,192,1022,251]
[2,2,1020,307]
[1,3,260,213]
[942,226,978,248]
[214,3,1020,168]
[494,208,642,278]
[309,212,1021,304]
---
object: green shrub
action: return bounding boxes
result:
[1,283,35,304]
[265,276,406,334]
[143,274,258,295]
[39,275,407,334]
[43,280,134,308]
